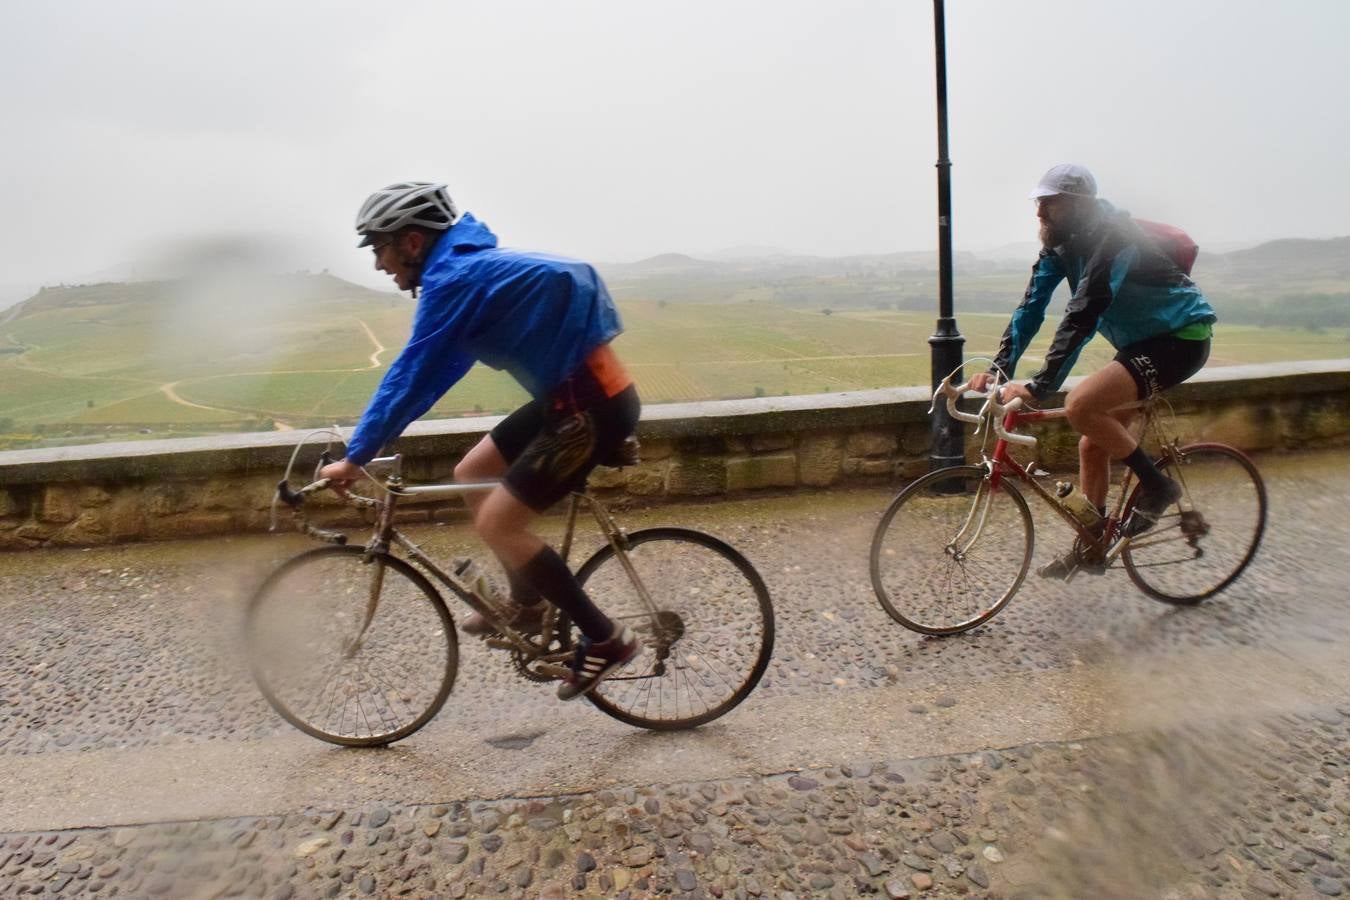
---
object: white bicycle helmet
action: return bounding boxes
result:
[355,182,459,246]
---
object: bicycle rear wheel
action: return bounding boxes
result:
[870,465,1034,636]
[1122,443,1267,605]
[246,546,458,746]
[574,528,774,730]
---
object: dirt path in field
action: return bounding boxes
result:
[355,317,385,369]
[158,381,294,430]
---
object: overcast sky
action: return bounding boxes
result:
[2,0,1347,293]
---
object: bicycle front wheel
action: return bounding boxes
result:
[1122,443,1267,605]
[246,546,458,747]
[870,465,1034,636]
[575,528,774,730]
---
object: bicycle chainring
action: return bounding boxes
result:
[512,630,573,683]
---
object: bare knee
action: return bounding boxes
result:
[455,435,507,484]
[1064,390,1097,431]
[454,457,481,483]
[473,505,509,546]
[1079,434,1107,463]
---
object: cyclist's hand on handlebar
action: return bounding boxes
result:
[318,459,362,497]
[999,382,1037,406]
[969,372,998,393]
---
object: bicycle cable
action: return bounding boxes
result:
[269,426,391,532]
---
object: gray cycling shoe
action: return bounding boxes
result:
[1125,478,1183,537]
[1036,549,1106,581]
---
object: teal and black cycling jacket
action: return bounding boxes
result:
[345,214,623,465]
[990,199,1216,400]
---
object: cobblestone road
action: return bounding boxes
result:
[1,449,1347,898]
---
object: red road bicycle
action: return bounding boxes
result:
[870,374,1267,635]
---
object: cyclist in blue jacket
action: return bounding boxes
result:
[970,164,1216,579]
[319,182,639,699]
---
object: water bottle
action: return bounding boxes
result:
[453,558,505,611]
[1055,482,1102,529]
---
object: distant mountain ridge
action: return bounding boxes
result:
[9,234,1348,316]
[1204,235,1350,281]
[8,273,392,321]
[601,235,1350,283]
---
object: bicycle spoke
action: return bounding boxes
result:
[1123,444,1267,605]
[247,547,457,746]
[871,467,1033,635]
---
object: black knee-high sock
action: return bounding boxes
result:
[505,568,543,607]
[1123,446,1168,492]
[519,546,614,642]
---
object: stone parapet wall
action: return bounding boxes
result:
[2,360,1349,550]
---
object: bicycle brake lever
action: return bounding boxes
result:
[276,479,304,508]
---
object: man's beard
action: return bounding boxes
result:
[1039,221,1070,249]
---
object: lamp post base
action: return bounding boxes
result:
[928,321,966,473]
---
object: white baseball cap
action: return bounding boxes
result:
[1029,163,1097,199]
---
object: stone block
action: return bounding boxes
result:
[200,478,247,512]
[78,485,113,507]
[797,433,844,487]
[51,512,109,547]
[1031,425,1080,470]
[726,454,797,492]
[750,433,793,453]
[625,462,668,496]
[845,431,896,457]
[899,425,931,456]
[146,512,234,540]
[40,486,79,524]
[148,483,197,516]
[667,455,726,496]
[637,439,673,461]
[1281,396,1350,444]
[0,488,19,519]
[853,459,893,478]
[587,466,626,490]
[0,528,30,551]
[15,523,55,544]
[105,493,147,540]
[1194,405,1278,451]
[897,455,928,480]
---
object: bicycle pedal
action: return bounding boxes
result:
[532,662,572,680]
[484,637,515,651]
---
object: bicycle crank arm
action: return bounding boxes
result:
[530,662,575,680]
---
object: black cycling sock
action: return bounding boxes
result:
[505,568,544,608]
[1123,446,1168,492]
[519,546,614,642]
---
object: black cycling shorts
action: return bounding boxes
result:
[490,378,640,513]
[1114,334,1211,399]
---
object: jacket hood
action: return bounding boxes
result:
[439,213,499,253]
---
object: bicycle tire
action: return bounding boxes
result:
[574,528,774,730]
[246,546,459,747]
[870,465,1034,636]
[1121,443,1267,605]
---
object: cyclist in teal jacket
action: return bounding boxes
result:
[320,182,640,699]
[971,164,1216,579]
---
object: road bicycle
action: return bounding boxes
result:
[870,373,1267,635]
[247,435,775,746]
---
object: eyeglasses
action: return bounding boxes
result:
[370,237,394,256]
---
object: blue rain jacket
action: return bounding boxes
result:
[345,214,623,465]
[991,199,1216,399]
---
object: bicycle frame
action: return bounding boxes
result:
[936,376,1186,571]
[280,453,663,680]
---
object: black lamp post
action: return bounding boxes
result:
[927,0,966,472]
